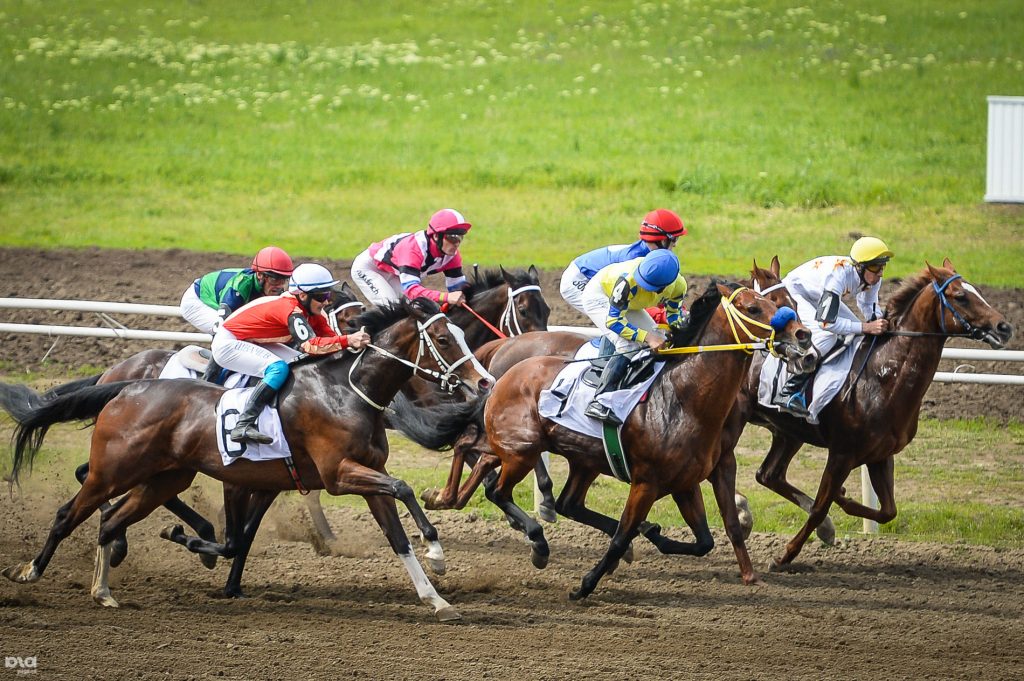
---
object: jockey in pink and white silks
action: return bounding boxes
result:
[351,209,471,308]
[773,236,894,417]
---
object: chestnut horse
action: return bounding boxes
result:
[721,259,1014,569]
[0,298,493,620]
[391,282,812,598]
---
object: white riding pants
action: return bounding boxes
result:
[559,262,590,316]
[179,285,219,335]
[211,328,300,378]
[351,249,403,306]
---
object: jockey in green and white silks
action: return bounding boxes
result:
[773,236,894,417]
[179,246,294,335]
[579,249,687,424]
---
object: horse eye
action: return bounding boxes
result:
[747,305,762,316]
[518,305,529,315]
[436,335,451,347]
[954,289,967,299]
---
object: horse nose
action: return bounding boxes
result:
[998,321,1014,340]
[477,377,493,392]
[796,328,812,349]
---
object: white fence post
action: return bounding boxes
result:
[985,95,1024,203]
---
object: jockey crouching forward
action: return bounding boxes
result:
[212,263,371,445]
[351,208,471,308]
[773,236,894,417]
[560,209,686,315]
[580,249,688,425]
[180,246,295,382]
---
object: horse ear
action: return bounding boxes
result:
[715,282,733,298]
[499,265,514,285]
[528,264,540,283]
[925,260,944,280]
[340,281,355,297]
[770,255,781,277]
[942,257,956,273]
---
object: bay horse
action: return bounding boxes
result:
[721,259,1013,569]
[390,282,813,598]
[0,297,493,620]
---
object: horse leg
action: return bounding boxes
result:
[708,458,759,585]
[570,482,658,601]
[772,455,854,568]
[362,493,460,622]
[302,490,340,556]
[222,489,279,598]
[422,434,471,509]
[554,465,643,566]
[328,458,447,575]
[533,454,558,523]
[450,451,502,510]
[160,483,250,559]
[832,456,898,523]
[92,470,198,607]
[756,432,836,545]
[485,454,549,569]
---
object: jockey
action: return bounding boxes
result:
[180,246,295,382]
[773,236,894,417]
[212,263,371,445]
[351,209,471,307]
[580,249,688,424]
[560,209,686,315]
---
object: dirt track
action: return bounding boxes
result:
[1,247,1023,680]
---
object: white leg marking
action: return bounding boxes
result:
[91,544,119,608]
[397,550,460,621]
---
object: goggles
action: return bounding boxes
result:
[308,290,333,303]
[642,222,680,244]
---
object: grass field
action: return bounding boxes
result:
[1,1,1022,284]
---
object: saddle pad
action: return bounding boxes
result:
[159,349,247,389]
[215,387,292,465]
[538,344,665,440]
[757,335,863,424]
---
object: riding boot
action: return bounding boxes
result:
[772,371,813,418]
[230,381,278,445]
[201,359,223,384]
[584,353,630,426]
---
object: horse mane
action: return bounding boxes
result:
[884,267,949,322]
[462,268,535,302]
[668,280,728,347]
[347,298,441,336]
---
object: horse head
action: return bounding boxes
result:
[401,297,496,396]
[711,282,813,373]
[324,281,366,333]
[889,259,1013,349]
[498,265,550,335]
[748,257,815,372]
[454,267,549,345]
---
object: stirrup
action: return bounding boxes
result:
[230,424,272,445]
[584,400,622,426]
[775,392,809,418]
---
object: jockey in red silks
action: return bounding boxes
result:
[350,209,471,308]
[212,263,371,445]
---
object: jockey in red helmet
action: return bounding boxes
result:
[351,209,472,307]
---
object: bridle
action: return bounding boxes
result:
[885,274,987,340]
[500,284,543,336]
[347,312,494,411]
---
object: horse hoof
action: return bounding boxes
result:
[3,562,40,584]
[622,544,634,564]
[435,606,462,622]
[815,518,836,546]
[420,489,441,510]
[199,554,218,570]
[110,538,129,569]
[538,505,558,524]
[568,588,588,601]
[159,524,185,543]
[735,494,754,540]
[92,589,119,608]
[425,556,447,576]
[530,547,549,570]
[223,587,245,599]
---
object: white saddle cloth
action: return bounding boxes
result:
[215,387,292,465]
[757,335,862,424]
[159,347,248,389]
[538,339,666,439]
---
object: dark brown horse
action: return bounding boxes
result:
[391,282,813,598]
[721,259,1013,569]
[0,298,492,620]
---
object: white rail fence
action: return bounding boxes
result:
[3,298,1022,534]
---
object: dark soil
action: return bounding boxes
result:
[1,246,1021,421]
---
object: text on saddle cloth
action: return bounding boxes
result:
[538,340,666,441]
[757,334,863,424]
[215,387,293,465]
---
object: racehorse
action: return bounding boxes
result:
[390,282,812,598]
[0,297,493,620]
[719,259,1013,569]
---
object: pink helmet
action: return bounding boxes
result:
[252,246,294,277]
[427,209,472,236]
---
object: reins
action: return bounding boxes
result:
[658,287,779,357]
[462,283,544,340]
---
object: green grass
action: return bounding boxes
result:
[1,1,1022,284]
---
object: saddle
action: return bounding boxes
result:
[581,349,658,392]
[176,345,214,373]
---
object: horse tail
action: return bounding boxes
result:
[387,392,488,451]
[1,380,135,484]
[40,374,102,400]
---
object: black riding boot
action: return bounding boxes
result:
[230,381,278,445]
[584,353,630,426]
[201,359,223,384]
[773,371,812,418]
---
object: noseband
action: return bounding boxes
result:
[500,284,543,336]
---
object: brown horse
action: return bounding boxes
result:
[721,259,1014,569]
[390,282,813,598]
[0,298,492,620]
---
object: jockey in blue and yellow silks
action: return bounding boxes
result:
[579,249,687,424]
